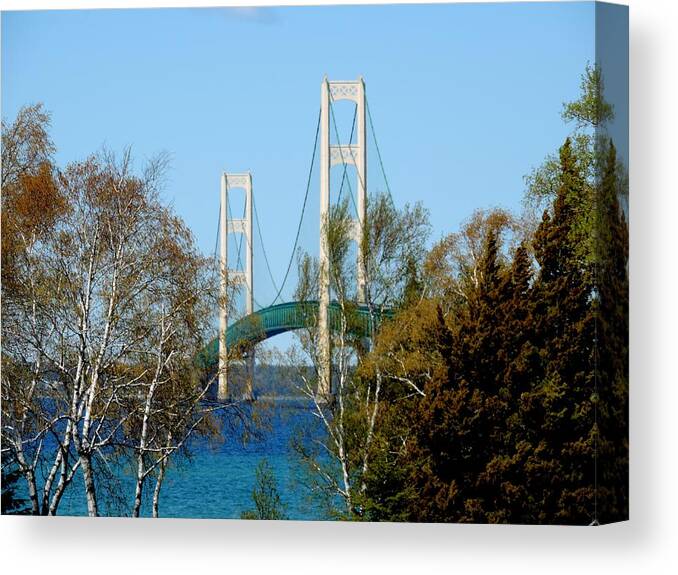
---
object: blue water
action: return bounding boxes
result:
[38,401,329,520]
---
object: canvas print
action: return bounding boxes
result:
[1,2,628,524]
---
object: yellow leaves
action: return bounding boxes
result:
[1,103,55,188]
[9,163,66,236]
[422,208,527,314]
[1,105,64,296]
[360,298,448,396]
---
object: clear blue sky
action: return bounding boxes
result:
[2,2,597,315]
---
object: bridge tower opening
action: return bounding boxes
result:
[219,172,254,401]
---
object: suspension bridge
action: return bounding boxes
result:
[201,77,395,401]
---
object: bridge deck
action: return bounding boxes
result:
[198,300,391,370]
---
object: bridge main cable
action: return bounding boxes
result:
[252,192,280,295]
[266,107,322,307]
[366,95,395,206]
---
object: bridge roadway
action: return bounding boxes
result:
[198,300,391,370]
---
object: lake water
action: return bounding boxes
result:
[41,400,329,520]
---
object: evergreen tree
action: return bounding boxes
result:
[354,64,627,525]
[595,142,629,522]
[527,138,597,524]
[400,229,514,523]
[457,229,510,521]
[240,459,288,520]
[1,462,30,515]
[476,242,541,523]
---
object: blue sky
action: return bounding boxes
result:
[2,2,597,318]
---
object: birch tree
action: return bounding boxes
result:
[421,208,525,318]
[289,195,429,518]
[2,106,239,515]
[1,104,75,515]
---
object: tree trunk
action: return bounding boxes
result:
[25,468,40,515]
[46,429,77,516]
[14,444,40,515]
[41,450,62,515]
[48,462,75,516]
[132,462,144,518]
[80,454,98,517]
[152,456,167,518]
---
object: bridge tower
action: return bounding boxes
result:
[319,77,367,398]
[218,172,254,401]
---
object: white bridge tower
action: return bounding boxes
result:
[318,77,368,398]
[218,172,254,401]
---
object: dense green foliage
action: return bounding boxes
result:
[351,137,628,524]
[241,459,288,520]
[311,66,629,524]
[1,461,30,515]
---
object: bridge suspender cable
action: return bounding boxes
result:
[252,192,281,295]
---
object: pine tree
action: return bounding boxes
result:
[240,459,288,520]
[527,138,597,524]
[595,142,629,522]
[1,462,30,515]
[407,229,513,523]
[476,242,542,523]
